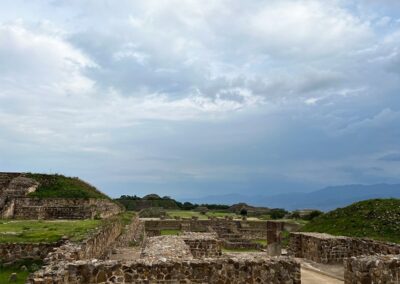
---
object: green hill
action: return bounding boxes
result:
[301,198,400,243]
[26,173,110,199]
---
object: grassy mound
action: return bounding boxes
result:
[301,198,400,243]
[26,173,109,199]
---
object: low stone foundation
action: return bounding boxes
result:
[289,232,400,264]
[0,241,63,263]
[344,255,400,284]
[182,232,222,258]
[28,256,301,284]
[144,219,270,240]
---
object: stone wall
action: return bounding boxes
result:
[144,219,271,239]
[113,215,144,248]
[344,255,400,284]
[289,232,400,264]
[0,241,63,263]
[45,216,125,264]
[28,256,301,284]
[182,233,222,258]
[10,198,121,220]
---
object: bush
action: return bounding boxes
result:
[270,208,288,219]
[138,208,166,218]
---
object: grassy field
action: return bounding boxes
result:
[302,199,400,243]
[0,219,102,243]
[166,210,239,220]
[0,268,29,284]
[0,260,42,284]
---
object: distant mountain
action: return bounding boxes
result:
[188,184,400,211]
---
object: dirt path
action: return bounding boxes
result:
[301,268,344,284]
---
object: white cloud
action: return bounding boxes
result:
[0,22,95,95]
[1,0,400,196]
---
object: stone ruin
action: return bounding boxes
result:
[0,172,121,219]
[3,211,398,283]
[28,217,301,284]
[143,219,285,253]
[289,232,400,283]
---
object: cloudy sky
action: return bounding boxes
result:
[1,0,400,199]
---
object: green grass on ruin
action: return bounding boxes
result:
[26,173,109,199]
[166,210,239,220]
[0,212,135,244]
[0,259,43,284]
[301,198,400,244]
[222,248,259,253]
[0,219,102,243]
[160,229,181,236]
[250,239,267,246]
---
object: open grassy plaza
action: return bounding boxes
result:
[0,219,102,243]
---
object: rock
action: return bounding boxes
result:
[8,272,17,282]
[20,265,28,271]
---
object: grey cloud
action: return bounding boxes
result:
[379,153,400,162]
[1,0,400,198]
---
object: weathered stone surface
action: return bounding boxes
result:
[344,255,400,284]
[289,232,400,264]
[0,241,64,263]
[182,232,222,258]
[141,236,193,261]
[28,256,301,283]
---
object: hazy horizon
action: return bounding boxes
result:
[1,1,400,199]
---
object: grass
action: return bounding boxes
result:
[0,268,30,284]
[160,229,181,235]
[251,239,267,246]
[0,259,42,284]
[0,219,102,243]
[301,199,400,244]
[166,210,240,220]
[118,211,136,226]
[166,210,207,219]
[26,173,109,199]
[222,248,259,253]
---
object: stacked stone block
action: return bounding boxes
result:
[289,232,400,264]
[344,255,400,284]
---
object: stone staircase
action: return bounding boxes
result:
[210,222,261,250]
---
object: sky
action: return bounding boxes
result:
[1,0,400,199]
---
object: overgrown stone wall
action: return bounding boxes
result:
[45,216,125,263]
[344,255,400,284]
[10,198,121,220]
[113,215,144,248]
[289,232,400,264]
[0,172,122,220]
[28,256,301,284]
[0,241,63,263]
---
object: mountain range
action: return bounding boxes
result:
[186,183,400,211]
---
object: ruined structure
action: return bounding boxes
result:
[28,229,300,284]
[344,255,400,283]
[0,172,121,219]
[289,232,400,264]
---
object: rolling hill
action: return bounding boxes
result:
[301,198,400,243]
